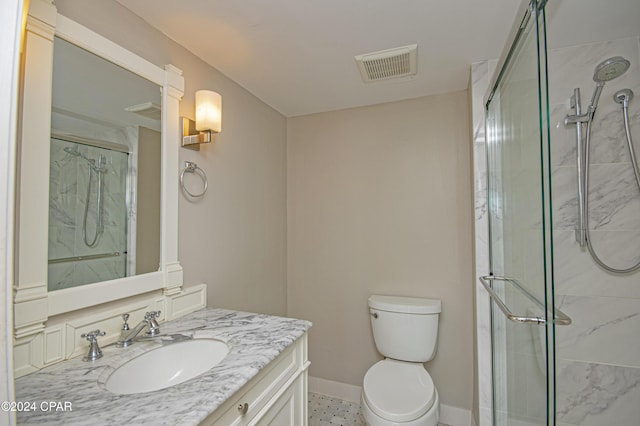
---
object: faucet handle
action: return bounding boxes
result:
[121,313,130,331]
[81,330,106,362]
[144,311,161,320]
[144,311,161,337]
[81,329,106,342]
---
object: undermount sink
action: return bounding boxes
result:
[105,339,229,394]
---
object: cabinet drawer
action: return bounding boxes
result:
[201,335,306,425]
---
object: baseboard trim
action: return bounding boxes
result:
[309,375,473,426]
[308,376,362,403]
[441,403,473,426]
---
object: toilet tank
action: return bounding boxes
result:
[368,295,441,363]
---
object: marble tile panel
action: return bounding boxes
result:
[74,256,125,287]
[475,285,492,410]
[556,359,640,426]
[556,295,640,367]
[547,37,640,107]
[471,56,494,426]
[582,229,640,270]
[587,89,640,163]
[553,229,640,298]
[47,263,75,292]
[552,163,640,231]
[584,163,640,231]
[506,351,529,418]
[549,102,578,168]
[471,61,490,141]
[479,407,491,426]
[49,145,79,228]
[524,353,547,421]
[550,82,640,169]
[473,143,487,218]
[48,224,76,259]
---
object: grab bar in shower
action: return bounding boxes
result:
[48,251,122,264]
[479,275,572,326]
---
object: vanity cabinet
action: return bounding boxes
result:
[201,333,309,426]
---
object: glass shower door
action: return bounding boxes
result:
[483,1,567,425]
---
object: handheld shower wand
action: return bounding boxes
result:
[565,56,640,273]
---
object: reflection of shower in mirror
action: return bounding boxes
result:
[63,146,107,248]
[48,138,130,290]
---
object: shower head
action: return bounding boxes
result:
[593,56,630,83]
[587,57,631,111]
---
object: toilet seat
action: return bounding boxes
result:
[362,359,435,423]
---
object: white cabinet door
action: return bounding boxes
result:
[253,375,305,426]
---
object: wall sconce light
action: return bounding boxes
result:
[181,90,222,150]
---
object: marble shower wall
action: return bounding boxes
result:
[549,36,640,426]
[471,59,495,426]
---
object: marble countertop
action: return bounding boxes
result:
[15,308,312,425]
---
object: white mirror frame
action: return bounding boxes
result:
[14,1,184,341]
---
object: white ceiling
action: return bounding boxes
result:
[113,0,640,118]
[115,0,521,117]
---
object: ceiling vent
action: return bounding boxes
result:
[124,102,161,120]
[355,44,417,83]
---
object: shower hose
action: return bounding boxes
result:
[82,160,105,248]
[583,100,640,273]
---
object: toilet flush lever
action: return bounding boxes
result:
[370,312,378,319]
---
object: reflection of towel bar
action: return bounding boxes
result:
[180,161,208,198]
[48,251,122,264]
[479,275,572,326]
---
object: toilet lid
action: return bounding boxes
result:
[363,359,435,422]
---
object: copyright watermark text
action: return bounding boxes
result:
[1,401,72,412]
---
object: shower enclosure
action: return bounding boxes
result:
[48,137,130,290]
[473,0,640,425]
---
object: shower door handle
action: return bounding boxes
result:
[479,275,571,326]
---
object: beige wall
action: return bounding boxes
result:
[136,126,161,274]
[55,0,288,316]
[286,92,474,410]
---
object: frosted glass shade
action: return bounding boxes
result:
[195,90,222,133]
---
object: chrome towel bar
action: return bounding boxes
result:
[479,275,571,326]
[48,251,121,264]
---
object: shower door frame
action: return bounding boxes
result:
[483,0,562,425]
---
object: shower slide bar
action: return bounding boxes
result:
[479,275,572,326]
[48,251,121,264]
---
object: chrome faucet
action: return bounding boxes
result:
[116,311,161,348]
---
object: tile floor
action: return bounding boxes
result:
[308,393,365,426]
[308,392,452,426]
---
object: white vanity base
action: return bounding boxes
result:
[202,334,309,426]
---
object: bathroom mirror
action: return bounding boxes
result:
[48,37,161,291]
[14,9,184,332]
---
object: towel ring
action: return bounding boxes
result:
[180,161,208,198]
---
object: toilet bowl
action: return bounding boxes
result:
[361,359,439,426]
[362,295,441,426]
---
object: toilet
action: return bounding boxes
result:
[361,295,441,426]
